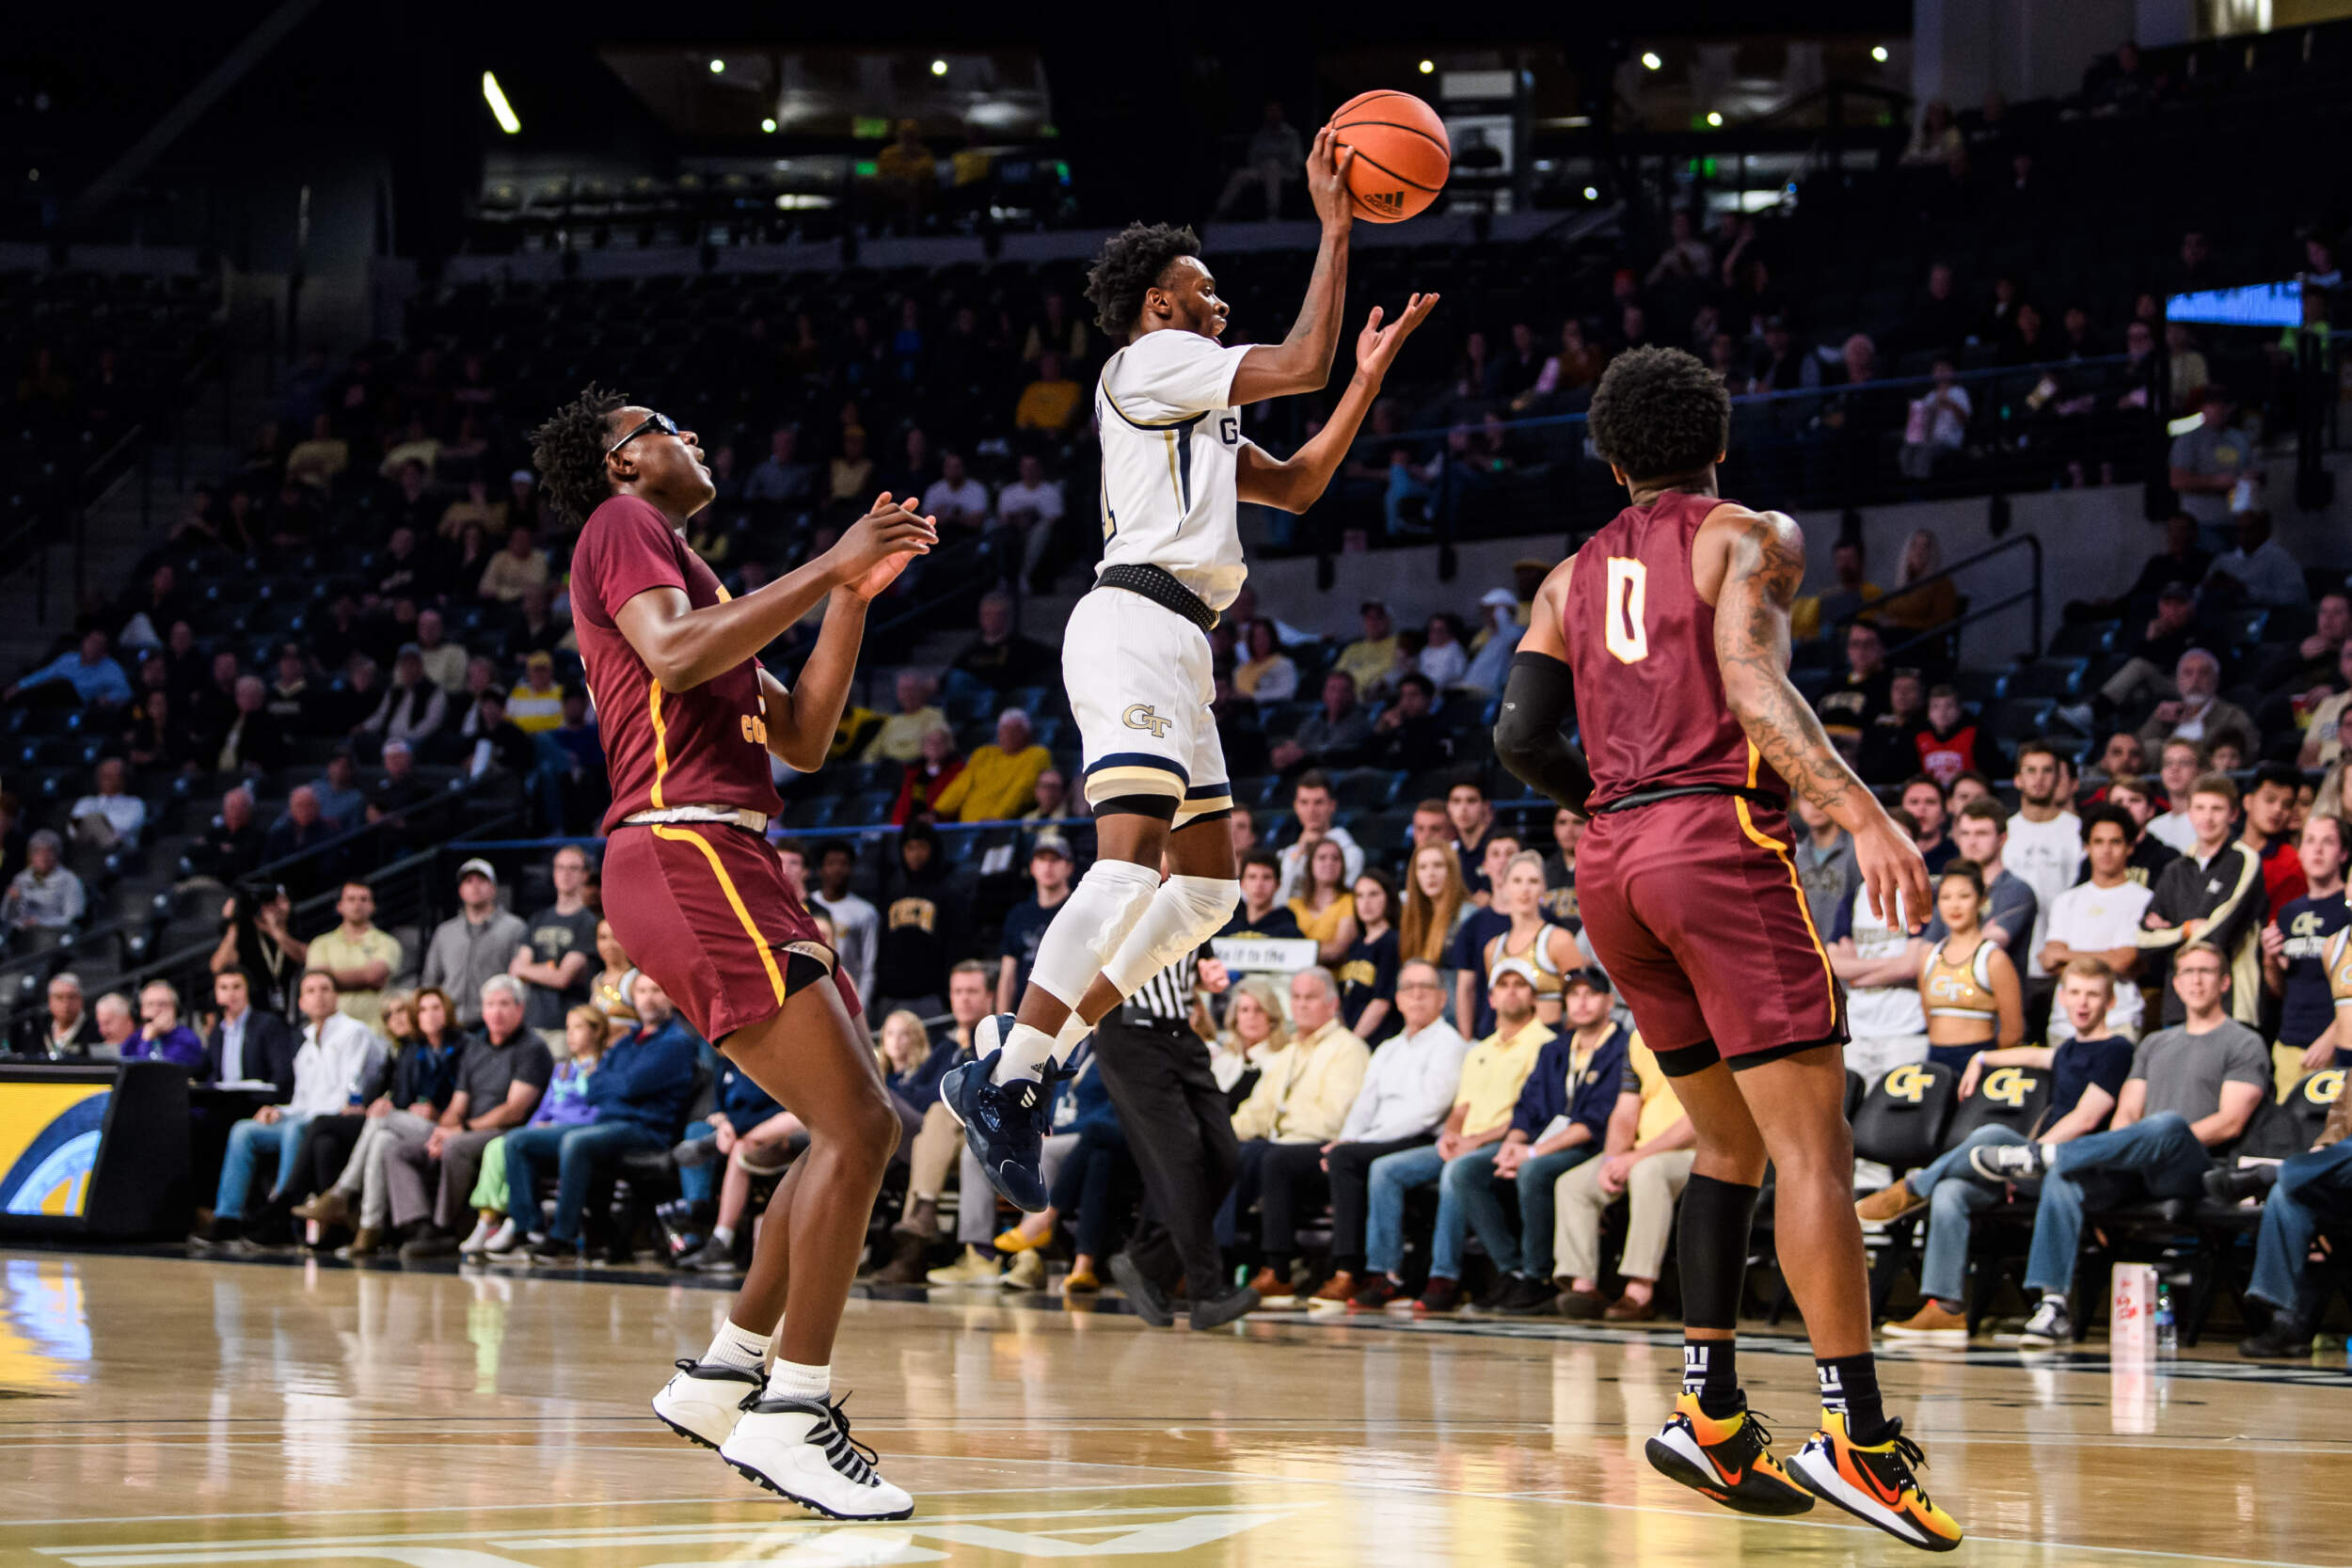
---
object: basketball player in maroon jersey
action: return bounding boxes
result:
[1494,347,1961,1551]
[531,388,934,1520]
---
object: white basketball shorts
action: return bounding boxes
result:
[1062,587,1232,826]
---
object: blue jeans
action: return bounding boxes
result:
[504,1121,667,1243]
[2025,1114,2211,1297]
[1906,1124,2026,1306]
[2248,1141,2352,1310]
[213,1115,311,1220]
[1365,1144,1449,1275]
[675,1121,721,1205]
[1452,1143,1597,1279]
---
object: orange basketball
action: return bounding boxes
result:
[1329,89,1451,223]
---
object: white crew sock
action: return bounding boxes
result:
[993,859,1161,1083]
[705,1318,773,1374]
[770,1358,831,1402]
[709,1224,735,1247]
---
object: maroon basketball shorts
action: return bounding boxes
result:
[1576,792,1844,1072]
[603,821,858,1044]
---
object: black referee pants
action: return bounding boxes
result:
[1089,1012,1240,1303]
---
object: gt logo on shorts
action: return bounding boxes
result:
[1883,1064,1932,1103]
[1123,703,1174,738]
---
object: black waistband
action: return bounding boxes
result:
[1097,563,1217,634]
[1597,783,1787,815]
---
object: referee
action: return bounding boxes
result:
[1096,946,1260,1329]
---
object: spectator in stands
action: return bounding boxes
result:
[422,859,531,1028]
[91,993,135,1058]
[1335,601,1402,697]
[260,787,336,867]
[1920,862,2025,1073]
[5,831,86,933]
[384,974,554,1259]
[949,590,1057,694]
[8,628,132,708]
[310,752,365,830]
[369,738,435,826]
[125,980,204,1073]
[1337,868,1402,1046]
[674,1038,796,1273]
[1270,671,1373,776]
[66,758,145,853]
[2090,731,2149,788]
[1222,848,1304,941]
[1275,771,1365,902]
[2165,322,2212,414]
[1981,945,2268,1346]
[862,672,946,766]
[506,588,566,662]
[1791,538,1883,643]
[1351,960,1551,1313]
[1014,351,1082,434]
[2204,509,2309,610]
[479,525,550,604]
[466,689,538,785]
[1398,841,1467,965]
[515,971,699,1263]
[1462,590,1524,696]
[211,883,300,1015]
[2233,1064,2352,1357]
[1817,620,1892,760]
[1547,1019,1702,1323]
[1233,621,1298,704]
[263,644,316,736]
[303,880,404,1037]
[2138,775,2267,1029]
[2147,739,2203,851]
[1215,101,1306,219]
[2265,814,2348,1076]
[2005,740,2085,978]
[807,841,880,1009]
[996,832,1073,1011]
[2041,806,2153,1041]
[875,963,993,1282]
[1866,957,2137,1340]
[365,645,448,749]
[193,970,366,1248]
[2168,388,2258,534]
[31,974,100,1060]
[284,412,348,493]
[2098,581,2201,719]
[1830,806,1931,1080]
[1289,838,1359,964]
[1927,800,2038,954]
[872,822,963,1017]
[1793,796,1856,941]
[2137,649,2257,761]
[460,1001,604,1258]
[506,653,564,734]
[211,674,290,775]
[2268,593,2348,713]
[1860,670,1927,784]
[1365,673,1454,774]
[1224,967,1370,1291]
[2244,763,2310,922]
[890,724,964,825]
[2099,774,2176,879]
[1899,360,1972,480]
[1458,967,1631,1314]
[994,453,1065,588]
[414,609,469,693]
[922,451,991,536]
[743,426,816,505]
[932,708,1050,823]
[1416,613,1469,689]
[511,845,598,1043]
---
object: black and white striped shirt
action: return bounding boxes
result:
[1126,945,1199,1022]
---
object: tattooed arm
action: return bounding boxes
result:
[1703,505,1930,928]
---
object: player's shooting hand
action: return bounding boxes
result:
[1305,125,1354,230]
[1854,816,1930,934]
[834,494,938,602]
[1354,294,1440,381]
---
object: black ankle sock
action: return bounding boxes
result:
[1818,1354,1890,1444]
[1683,1338,1741,1418]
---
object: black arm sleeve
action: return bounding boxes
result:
[1492,651,1594,815]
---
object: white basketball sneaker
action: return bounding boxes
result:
[650,1358,766,1450]
[720,1393,914,1521]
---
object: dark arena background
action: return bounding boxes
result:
[3,0,2351,1561]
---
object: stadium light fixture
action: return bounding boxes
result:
[761,118,777,134]
[1706,110,1723,127]
[1641,52,1662,71]
[930,58,947,76]
[709,58,725,74]
[1419,59,1435,74]
[1872,45,1890,63]
[481,71,520,135]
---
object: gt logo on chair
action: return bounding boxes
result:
[1122,704,1175,738]
[1883,1065,1933,1103]
[1979,1068,2036,1108]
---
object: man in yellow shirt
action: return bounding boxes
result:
[1012,352,1082,433]
[1542,1034,1697,1322]
[1225,967,1370,1292]
[1332,600,1401,698]
[301,880,406,1037]
[1350,961,1551,1312]
[283,413,348,493]
[931,709,1051,822]
[861,671,948,765]
[506,653,564,734]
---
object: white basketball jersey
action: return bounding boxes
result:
[1093,329,1257,613]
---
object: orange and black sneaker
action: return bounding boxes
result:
[1643,1392,1815,1517]
[1787,1412,1963,1552]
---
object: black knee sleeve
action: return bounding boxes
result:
[1677,1173,1761,1331]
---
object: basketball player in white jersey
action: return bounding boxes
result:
[944,126,1437,1211]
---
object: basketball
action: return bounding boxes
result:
[1329,89,1451,222]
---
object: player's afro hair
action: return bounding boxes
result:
[1084,222,1202,337]
[528,383,628,525]
[1585,345,1732,484]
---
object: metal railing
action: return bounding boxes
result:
[1832,532,2047,666]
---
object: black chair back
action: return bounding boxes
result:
[1850,1061,1958,1172]
[1844,1069,1866,1121]
[1944,1064,2053,1147]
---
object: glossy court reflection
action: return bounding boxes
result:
[1,1250,2346,1566]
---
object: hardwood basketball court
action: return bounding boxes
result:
[1,1247,2343,1566]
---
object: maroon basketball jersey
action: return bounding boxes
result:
[1562,489,1788,810]
[570,494,784,834]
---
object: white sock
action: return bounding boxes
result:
[705,1319,773,1374]
[710,1224,735,1247]
[993,860,1162,1083]
[770,1357,830,1402]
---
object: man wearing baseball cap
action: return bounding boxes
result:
[509,651,565,734]
[1334,599,1401,699]
[996,831,1076,1013]
[1464,588,1526,695]
[421,858,529,1026]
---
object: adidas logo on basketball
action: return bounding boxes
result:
[1364,189,1406,215]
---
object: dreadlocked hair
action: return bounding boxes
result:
[1585,345,1732,484]
[1083,222,1201,337]
[529,384,628,525]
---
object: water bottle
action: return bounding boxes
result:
[2154,1282,2178,1356]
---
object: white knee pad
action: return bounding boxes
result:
[1024,858,1162,1007]
[1100,876,1240,997]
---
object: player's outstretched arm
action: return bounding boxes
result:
[1708,506,1929,927]
[1237,294,1439,513]
[1228,127,1354,406]
[757,507,927,773]
[615,497,934,692]
[1491,560,1594,813]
